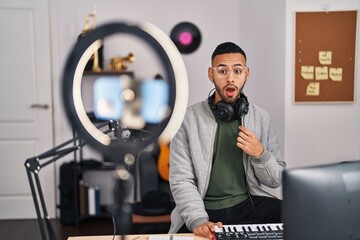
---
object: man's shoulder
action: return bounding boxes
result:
[186,99,208,113]
[182,99,213,123]
[249,102,270,116]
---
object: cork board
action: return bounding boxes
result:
[294,11,357,103]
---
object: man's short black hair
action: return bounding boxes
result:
[211,42,247,61]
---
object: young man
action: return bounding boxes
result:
[169,42,285,239]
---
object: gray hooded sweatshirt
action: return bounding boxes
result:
[169,98,285,233]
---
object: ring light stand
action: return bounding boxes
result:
[25,21,188,240]
[24,121,111,240]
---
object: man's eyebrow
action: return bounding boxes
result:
[215,63,244,67]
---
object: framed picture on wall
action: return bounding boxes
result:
[294,11,357,103]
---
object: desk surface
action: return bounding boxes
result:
[68,233,207,240]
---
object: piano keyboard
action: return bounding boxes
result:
[214,223,284,240]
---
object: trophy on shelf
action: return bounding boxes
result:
[79,10,103,72]
[109,53,135,72]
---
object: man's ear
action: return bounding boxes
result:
[208,67,214,83]
[245,67,250,81]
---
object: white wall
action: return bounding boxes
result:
[285,0,360,169]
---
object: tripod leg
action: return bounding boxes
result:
[34,174,57,240]
[26,169,48,240]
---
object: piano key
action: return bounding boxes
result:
[214,226,222,232]
[249,224,259,232]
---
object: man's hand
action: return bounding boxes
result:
[237,126,264,158]
[193,221,223,239]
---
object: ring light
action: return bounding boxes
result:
[62,21,188,161]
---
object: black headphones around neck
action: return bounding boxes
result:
[208,91,249,122]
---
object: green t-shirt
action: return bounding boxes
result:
[204,119,248,210]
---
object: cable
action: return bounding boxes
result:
[243,130,256,220]
[112,214,116,240]
[245,167,256,219]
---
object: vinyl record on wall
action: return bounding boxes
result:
[170,22,202,54]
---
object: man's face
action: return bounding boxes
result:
[208,53,249,104]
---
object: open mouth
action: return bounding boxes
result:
[225,86,237,98]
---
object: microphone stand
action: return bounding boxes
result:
[24,121,111,240]
[113,167,134,239]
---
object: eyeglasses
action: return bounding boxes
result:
[211,66,248,78]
